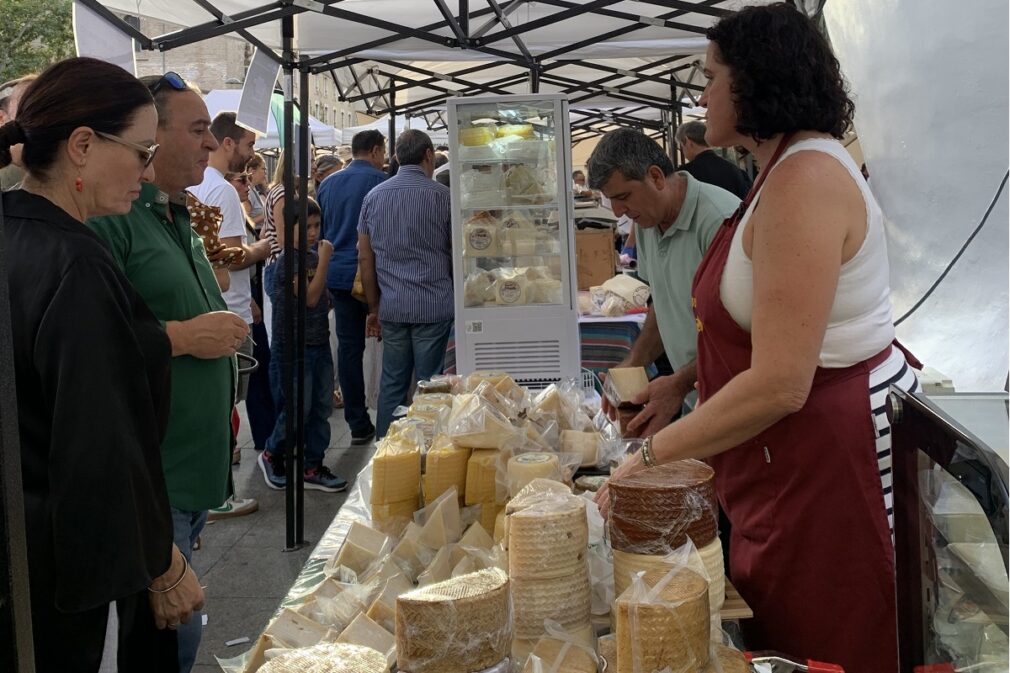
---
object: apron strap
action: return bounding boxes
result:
[725,131,798,227]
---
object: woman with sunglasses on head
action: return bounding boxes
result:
[0,57,202,672]
[596,5,919,672]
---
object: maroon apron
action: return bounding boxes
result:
[692,135,899,673]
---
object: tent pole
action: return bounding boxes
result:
[296,55,310,547]
[529,63,540,93]
[388,81,397,172]
[281,13,302,551]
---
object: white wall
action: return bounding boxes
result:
[826,0,1009,391]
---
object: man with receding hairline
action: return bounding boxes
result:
[87,73,248,673]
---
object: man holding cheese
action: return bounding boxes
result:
[588,129,740,436]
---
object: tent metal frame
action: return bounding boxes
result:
[75,0,742,550]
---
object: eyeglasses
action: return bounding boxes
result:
[95,131,160,167]
[228,174,250,185]
[148,72,187,96]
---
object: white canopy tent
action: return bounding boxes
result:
[80,0,1009,389]
[202,89,339,148]
[340,113,450,146]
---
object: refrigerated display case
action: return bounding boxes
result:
[447,94,581,386]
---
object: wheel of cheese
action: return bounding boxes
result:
[395,568,512,673]
[511,567,592,639]
[615,568,710,673]
[608,459,717,553]
[508,497,588,579]
[520,634,598,673]
[507,452,561,498]
[612,538,726,641]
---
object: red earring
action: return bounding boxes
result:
[74,177,83,193]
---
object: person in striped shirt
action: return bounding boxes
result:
[357,130,453,438]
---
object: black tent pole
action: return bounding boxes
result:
[296,56,310,545]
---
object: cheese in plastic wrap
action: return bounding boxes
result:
[447,393,519,450]
[608,459,718,556]
[258,642,388,673]
[395,568,513,673]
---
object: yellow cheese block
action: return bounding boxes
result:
[423,437,471,506]
[465,449,503,505]
[371,497,418,537]
[561,430,601,468]
[459,126,496,146]
[370,440,421,505]
[605,367,649,406]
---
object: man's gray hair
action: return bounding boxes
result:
[394,129,434,166]
[675,120,709,147]
[587,128,674,190]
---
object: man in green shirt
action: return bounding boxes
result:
[588,129,740,437]
[87,73,249,673]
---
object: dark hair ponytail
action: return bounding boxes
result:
[0,57,154,175]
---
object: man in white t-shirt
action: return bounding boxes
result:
[191,112,271,391]
[190,111,271,517]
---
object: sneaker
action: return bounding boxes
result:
[303,465,348,493]
[207,496,259,521]
[257,451,286,490]
[350,426,376,446]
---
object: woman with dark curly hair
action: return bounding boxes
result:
[597,4,918,671]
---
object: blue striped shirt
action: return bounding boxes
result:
[358,165,454,323]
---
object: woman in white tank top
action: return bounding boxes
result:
[596,5,920,673]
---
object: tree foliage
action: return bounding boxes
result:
[0,0,75,84]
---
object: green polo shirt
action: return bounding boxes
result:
[636,172,740,370]
[87,183,232,512]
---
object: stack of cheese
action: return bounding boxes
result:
[370,426,422,536]
[508,492,593,658]
[395,568,513,673]
[608,459,725,640]
[604,367,649,438]
[423,433,471,506]
[465,448,507,533]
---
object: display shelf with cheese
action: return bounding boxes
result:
[449,93,581,385]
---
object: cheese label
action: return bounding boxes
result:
[498,279,523,304]
[468,226,494,251]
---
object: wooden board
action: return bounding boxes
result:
[720,579,753,620]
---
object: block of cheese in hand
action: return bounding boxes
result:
[605,367,649,407]
[395,568,512,673]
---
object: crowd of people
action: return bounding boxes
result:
[2,4,920,672]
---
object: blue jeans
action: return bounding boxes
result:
[245,320,277,449]
[171,508,208,673]
[328,289,372,435]
[376,320,453,438]
[266,342,333,468]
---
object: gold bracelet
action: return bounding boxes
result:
[149,554,189,594]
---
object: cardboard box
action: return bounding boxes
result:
[575,228,616,290]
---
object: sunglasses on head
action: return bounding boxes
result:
[148,71,187,95]
[95,131,159,168]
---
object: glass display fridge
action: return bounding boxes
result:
[446,94,581,387]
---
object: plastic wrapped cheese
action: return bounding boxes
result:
[415,487,463,550]
[464,213,501,257]
[600,274,650,309]
[507,493,588,580]
[529,278,563,304]
[460,126,497,146]
[615,568,710,673]
[395,568,513,673]
[494,273,529,306]
[608,459,718,555]
[464,270,498,307]
[259,642,388,673]
[331,522,391,576]
[521,633,599,673]
[507,452,562,498]
[561,430,600,468]
[423,434,471,506]
[496,123,535,138]
[447,393,517,450]
[336,613,395,667]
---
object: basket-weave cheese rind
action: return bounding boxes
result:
[508,497,588,579]
[511,568,592,638]
[396,568,512,673]
[258,642,388,673]
[615,568,710,673]
[706,644,750,673]
[608,459,718,553]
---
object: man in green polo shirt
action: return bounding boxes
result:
[87,73,249,673]
[588,128,740,437]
